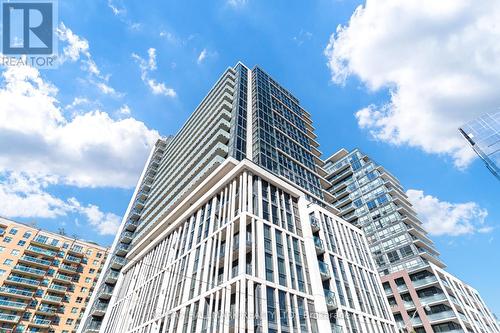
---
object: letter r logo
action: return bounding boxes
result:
[2,1,53,54]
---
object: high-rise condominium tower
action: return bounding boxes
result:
[0,217,108,333]
[324,149,500,333]
[79,63,397,333]
[459,112,500,181]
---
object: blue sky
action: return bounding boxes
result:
[0,0,499,314]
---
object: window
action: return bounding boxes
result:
[66,318,74,325]
[89,268,95,274]
[11,249,20,256]
[96,252,102,258]
[0,246,4,253]
[93,260,98,265]
[17,240,26,246]
[22,231,32,239]
[0,269,6,276]
[85,277,91,283]
[63,242,69,249]
[3,259,13,266]
[86,249,92,255]
[76,297,83,303]
[9,228,18,235]
[3,236,12,243]
[81,287,87,292]
[71,307,78,314]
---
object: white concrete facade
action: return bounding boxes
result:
[101,159,397,333]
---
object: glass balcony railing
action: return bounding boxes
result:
[0,286,34,298]
[412,275,438,288]
[64,255,81,264]
[59,264,78,273]
[85,321,103,332]
[420,293,447,305]
[26,245,57,257]
[0,299,27,309]
[6,275,40,286]
[427,310,456,322]
[42,294,63,303]
[32,318,51,325]
[309,216,320,231]
[313,236,324,252]
[324,289,337,309]
[318,261,331,279]
[37,305,57,314]
[54,273,73,282]
[0,313,20,322]
[48,284,67,293]
[19,255,52,266]
[13,264,46,276]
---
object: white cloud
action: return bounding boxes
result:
[132,48,176,97]
[406,189,491,236]
[57,23,121,97]
[197,49,208,64]
[0,173,120,235]
[325,0,500,168]
[118,104,131,116]
[293,30,313,46]
[0,64,160,188]
[227,0,247,8]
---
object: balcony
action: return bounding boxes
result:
[85,321,102,333]
[330,324,343,333]
[420,293,447,305]
[47,284,67,294]
[129,208,142,221]
[12,264,46,278]
[53,273,73,284]
[125,219,139,231]
[427,310,456,322]
[0,286,34,299]
[105,270,120,284]
[36,305,57,315]
[63,255,82,264]
[97,285,114,300]
[134,197,147,210]
[29,318,52,328]
[26,245,57,257]
[115,243,130,256]
[318,261,331,280]
[0,299,27,311]
[42,294,63,304]
[412,275,438,288]
[120,231,134,244]
[313,236,325,254]
[310,216,320,232]
[0,313,20,323]
[18,255,51,268]
[91,302,109,317]
[31,237,59,250]
[68,246,84,257]
[5,275,40,288]
[110,256,126,270]
[324,289,338,310]
[59,264,78,274]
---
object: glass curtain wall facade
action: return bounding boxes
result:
[459,112,500,181]
[324,149,500,333]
